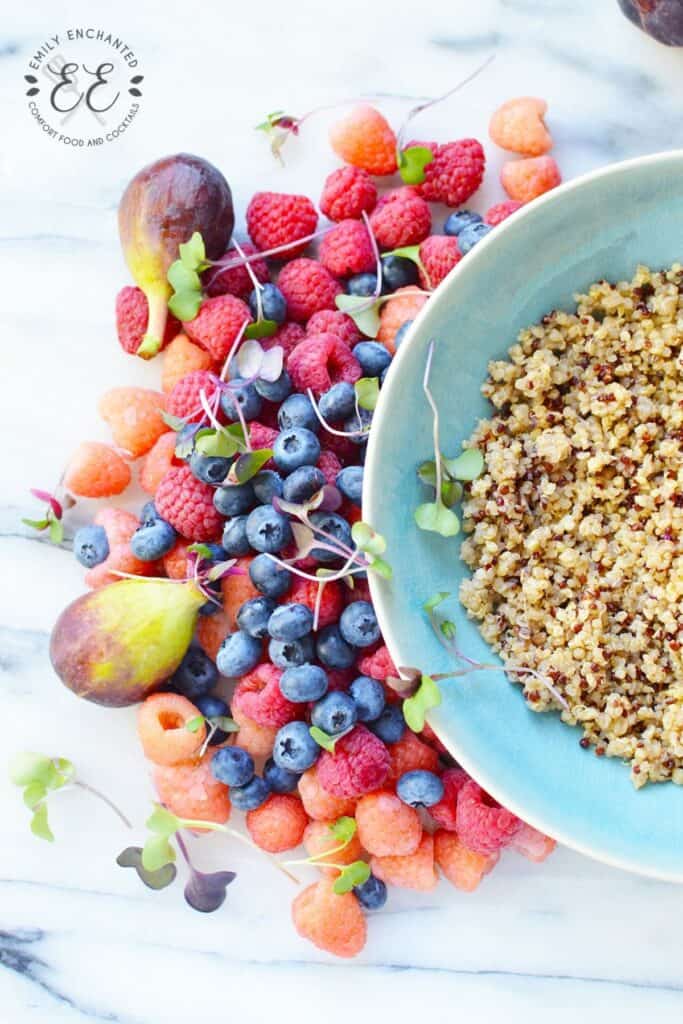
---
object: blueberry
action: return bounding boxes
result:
[188,449,229,485]
[249,552,292,598]
[273,427,321,473]
[352,341,392,378]
[316,624,356,669]
[280,663,329,702]
[195,694,231,745]
[254,370,292,403]
[204,543,229,562]
[444,209,482,237]
[458,221,492,254]
[370,703,405,743]
[248,283,287,324]
[73,525,109,568]
[130,519,176,561]
[222,515,251,556]
[319,382,356,423]
[282,466,325,503]
[354,874,387,910]
[308,511,353,562]
[140,501,159,527]
[339,601,380,648]
[252,469,284,504]
[311,691,357,735]
[397,769,445,808]
[347,272,378,297]
[236,596,276,638]
[268,635,314,670]
[264,756,299,793]
[214,481,256,517]
[220,378,262,422]
[393,319,413,350]
[335,465,363,505]
[230,775,271,811]
[171,645,218,699]
[349,675,386,722]
[216,630,262,676]
[273,721,320,773]
[343,407,372,443]
[268,602,313,641]
[381,254,418,291]
[245,504,292,553]
[211,745,255,787]
[278,393,319,433]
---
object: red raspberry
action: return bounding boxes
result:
[344,577,371,604]
[248,421,278,452]
[415,139,485,207]
[317,449,342,485]
[232,663,301,728]
[263,322,305,359]
[320,166,377,222]
[154,465,223,541]
[287,333,361,396]
[369,187,431,250]
[289,576,344,629]
[456,779,523,854]
[418,235,462,289]
[317,725,390,797]
[183,295,252,363]
[319,219,375,278]
[428,767,468,831]
[277,259,341,323]
[323,432,358,465]
[115,286,178,356]
[166,370,221,421]
[326,667,355,692]
[485,200,524,226]
[357,644,397,681]
[306,310,359,347]
[246,192,318,259]
[203,242,269,299]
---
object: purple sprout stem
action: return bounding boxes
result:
[233,239,264,320]
[266,555,367,587]
[219,318,250,382]
[177,820,299,885]
[306,389,370,439]
[205,228,331,291]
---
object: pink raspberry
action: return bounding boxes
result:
[246,192,318,259]
[428,767,468,831]
[289,576,344,630]
[418,235,462,289]
[357,644,397,681]
[317,725,390,797]
[317,448,342,485]
[263,321,305,359]
[203,242,269,299]
[369,187,431,250]
[183,294,252,363]
[306,309,359,347]
[115,286,179,356]
[248,421,278,453]
[415,139,485,207]
[456,779,523,854]
[232,663,301,728]
[484,200,524,226]
[509,822,556,862]
[501,156,561,203]
[344,577,371,604]
[320,166,378,222]
[326,668,355,691]
[165,370,220,421]
[319,219,375,278]
[155,465,223,541]
[323,432,357,465]
[287,333,361,396]
[277,259,342,323]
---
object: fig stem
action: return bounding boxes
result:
[138,286,170,359]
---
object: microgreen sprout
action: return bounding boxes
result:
[355,377,380,412]
[232,239,279,339]
[116,846,178,891]
[204,228,330,294]
[23,488,66,545]
[283,815,368,892]
[167,231,209,322]
[175,830,237,912]
[308,725,350,753]
[186,711,239,756]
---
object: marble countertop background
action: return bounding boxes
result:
[3,1,683,1021]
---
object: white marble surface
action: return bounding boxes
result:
[4,1,683,1020]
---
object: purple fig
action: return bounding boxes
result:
[118,153,234,358]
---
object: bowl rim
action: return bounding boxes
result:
[365,146,683,882]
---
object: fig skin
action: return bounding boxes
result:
[118,153,234,358]
[50,578,206,707]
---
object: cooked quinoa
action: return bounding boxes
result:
[459,264,683,788]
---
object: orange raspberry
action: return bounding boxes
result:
[387,729,440,782]
[489,97,552,157]
[372,832,438,891]
[98,387,167,458]
[246,794,309,853]
[510,822,557,862]
[163,539,190,579]
[137,692,206,766]
[153,752,231,827]
[161,333,214,393]
[231,704,278,759]
[501,155,561,203]
[377,287,428,352]
[298,766,356,822]
[303,819,364,876]
[434,830,499,891]
[329,104,398,176]
[63,442,131,498]
[196,606,232,662]
[139,432,178,494]
[292,876,367,958]
[94,506,139,546]
[355,790,422,857]
[221,557,259,628]
[84,507,152,588]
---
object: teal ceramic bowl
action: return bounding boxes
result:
[365,150,683,881]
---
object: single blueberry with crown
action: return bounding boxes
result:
[211,746,255,788]
[255,369,292,403]
[316,624,356,669]
[319,382,356,423]
[73,524,109,568]
[339,601,380,648]
[222,515,251,556]
[249,553,292,598]
[220,378,262,422]
[349,675,385,722]
[458,221,492,254]
[396,769,445,808]
[354,873,387,910]
[381,254,418,291]
[264,756,299,794]
[273,427,321,473]
[352,341,391,378]
[214,481,256,517]
[236,596,276,638]
[336,465,363,505]
[279,663,329,702]
[282,465,325,503]
[171,645,218,700]
[230,775,271,811]
[268,602,313,642]
[311,691,357,735]
[269,635,315,670]
[130,519,176,561]
[252,469,284,504]
[189,450,230,485]
[278,393,319,433]
[370,703,406,744]
[443,209,482,236]
[245,505,292,553]
[273,721,320,773]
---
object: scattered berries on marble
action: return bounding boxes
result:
[489,97,552,156]
[501,155,561,202]
[329,103,398,176]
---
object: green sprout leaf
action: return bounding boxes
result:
[417,460,437,487]
[403,674,442,733]
[161,410,187,432]
[333,859,371,895]
[117,846,178,891]
[146,804,181,836]
[335,294,380,338]
[23,783,47,809]
[168,290,203,322]
[22,517,49,531]
[309,726,338,753]
[441,620,457,642]
[244,319,278,340]
[187,542,214,560]
[423,592,450,615]
[10,752,55,787]
[30,802,54,843]
[443,448,485,481]
[142,834,176,872]
[194,429,242,459]
[441,480,463,508]
[329,816,357,844]
[186,715,205,734]
[178,231,207,271]
[397,146,433,185]
[48,518,64,545]
[414,501,460,537]
[212,716,239,733]
[233,448,274,484]
[168,260,201,294]
[368,556,392,579]
[355,377,380,412]
[351,521,386,557]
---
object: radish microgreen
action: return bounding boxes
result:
[23,488,65,544]
[355,377,380,412]
[167,231,209,321]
